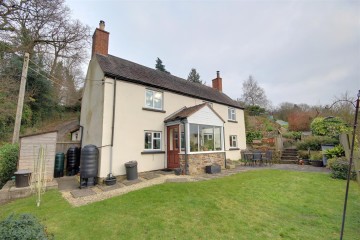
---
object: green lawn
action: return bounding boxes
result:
[1,170,360,239]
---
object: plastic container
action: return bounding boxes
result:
[54,152,65,178]
[125,161,138,180]
[14,170,31,188]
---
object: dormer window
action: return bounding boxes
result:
[145,89,163,110]
[228,107,236,121]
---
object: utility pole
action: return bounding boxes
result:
[12,52,30,144]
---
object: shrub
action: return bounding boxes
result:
[298,150,310,159]
[324,145,345,159]
[246,105,266,116]
[310,151,323,161]
[329,159,357,180]
[246,131,262,144]
[282,131,302,140]
[310,117,351,137]
[288,112,312,131]
[296,136,339,151]
[0,143,19,188]
[0,213,52,240]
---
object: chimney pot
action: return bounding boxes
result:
[217,71,220,78]
[99,20,105,30]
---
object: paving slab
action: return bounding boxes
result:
[155,170,175,175]
[141,173,161,180]
[122,179,143,186]
[56,176,79,191]
[71,188,96,198]
[97,183,124,192]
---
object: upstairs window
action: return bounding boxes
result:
[145,89,163,110]
[228,107,236,121]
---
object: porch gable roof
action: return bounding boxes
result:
[164,103,225,124]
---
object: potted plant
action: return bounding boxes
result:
[310,151,323,167]
[298,150,310,165]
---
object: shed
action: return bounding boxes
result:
[18,131,57,182]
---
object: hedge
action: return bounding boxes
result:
[0,143,19,188]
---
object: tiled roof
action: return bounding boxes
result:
[164,103,225,123]
[96,54,243,109]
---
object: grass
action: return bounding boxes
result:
[1,170,360,239]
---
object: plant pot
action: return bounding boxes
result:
[205,165,221,174]
[302,159,311,165]
[104,177,117,186]
[310,160,323,167]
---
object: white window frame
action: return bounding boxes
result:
[144,131,162,151]
[228,107,236,121]
[229,135,237,148]
[189,124,223,153]
[145,89,163,110]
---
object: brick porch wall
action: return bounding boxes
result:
[179,152,226,175]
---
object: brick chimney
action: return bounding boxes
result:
[92,20,109,57]
[212,71,222,92]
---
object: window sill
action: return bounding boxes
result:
[187,150,225,155]
[228,148,240,151]
[141,151,165,155]
[142,107,166,113]
[227,120,238,123]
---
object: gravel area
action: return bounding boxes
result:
[60,164,330,207]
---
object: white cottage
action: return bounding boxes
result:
[80,21,246,178]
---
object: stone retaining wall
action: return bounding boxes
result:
[179,152,226,175]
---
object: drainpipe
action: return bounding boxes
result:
[223,126,227,169]
[79,125,84,148]
[181,120,189,175]
[108,78,117,180]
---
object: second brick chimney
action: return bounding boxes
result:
[92,20,109,57]
[212,71,222,92]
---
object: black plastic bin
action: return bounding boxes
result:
[14,170,31,188]
[54,152,65,178]
[125,161,138,180]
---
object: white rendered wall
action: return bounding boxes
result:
[96,79,246,177]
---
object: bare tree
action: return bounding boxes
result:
[0,0,90,104]
[241,75,269,108]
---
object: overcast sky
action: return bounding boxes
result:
[66,0,360,107]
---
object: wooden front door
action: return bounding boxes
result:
[167,125,180,169]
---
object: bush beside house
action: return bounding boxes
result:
[0,143,19,188]
[0,214,52,240]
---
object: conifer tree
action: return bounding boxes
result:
[187,68,204,84]
[155,57,170,74]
